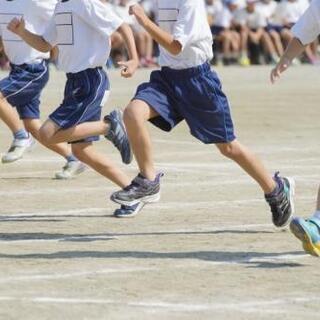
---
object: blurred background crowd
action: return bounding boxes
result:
[0,0,316,70]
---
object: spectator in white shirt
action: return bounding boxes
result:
[207,0,241,65]
[235,0,279,64]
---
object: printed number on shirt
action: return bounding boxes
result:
[0,13,23,42]
[157,0,179,34]
[55,12,74,45]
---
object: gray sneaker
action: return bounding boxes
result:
[2,135,35,163]
[265,172,295,228]
[104,109,132,165]
[111,173,164,206]
[55,161,87,180]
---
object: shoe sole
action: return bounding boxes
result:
[114,202,146,218]
[1,139,36,164]
[290,219,320,257]
[279,177,295,228]
[114,110,133,165]
[111,192,161,206]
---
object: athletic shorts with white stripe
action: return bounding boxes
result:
[0,60,49,119]
[49,67,110,143]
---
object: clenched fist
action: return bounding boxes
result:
[129,4,148,27]
[7,17,26,36]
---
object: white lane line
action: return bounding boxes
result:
[0,296,317,314]
[0,194,315,219]
[0,267,155,284]
[0,208,108,217]
[0,186,114,196]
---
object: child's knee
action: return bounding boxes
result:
[39,126,52,144]
[216,141,240,159]
[124,103,144,126]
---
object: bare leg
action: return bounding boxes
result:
[145,32,154,60]
[216,140,276,194]
[123,99,159,181]
[240,27,249,55]
[71,142,130,188]
[269,30,284,56]
[0,94,24,133]
[261,32,277,57]
[23,118,73,158]
[39,119,110,145]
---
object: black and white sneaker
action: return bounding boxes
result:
[111,173,163,206]
[265,172,295,228]
[113,202,145,218]
[104,109,132,165]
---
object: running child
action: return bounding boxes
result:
[110,0,295,222]
[8,0,142,215]
[0,0,85,179]
[270,0,320,256]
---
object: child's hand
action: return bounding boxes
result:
[270,58,291,84]
[118,59,139,78]
[129,4,148,27]
[7,17,25,36]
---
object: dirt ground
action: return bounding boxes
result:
[0,66,319,320]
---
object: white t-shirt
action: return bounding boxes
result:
[157,0,213,69]
[292,0,319,45]
[43,0,123,73]
[210,2,234,28]
[274,0,308,25]
[234,7,268,29]
[256,0,278,24]
[0,0,56,65]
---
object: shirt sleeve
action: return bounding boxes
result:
[42,16,58,46]
[172,0,202,50]
[292,0,320,45]
[77,0,124,37]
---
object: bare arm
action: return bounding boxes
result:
[7,17,52,53]
[270,37,305,83]
[50,46,59,62]
[116,23,139,78]
[129,4,182,56]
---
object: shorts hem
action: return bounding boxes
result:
[133,96,174,132]
[191,132,237,144]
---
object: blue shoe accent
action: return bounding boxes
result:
[290,217,320,257]
[265,172,295,227]
[113,202,145,218]
[104,109,133,165]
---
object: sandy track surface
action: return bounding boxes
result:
[0,66,319,320]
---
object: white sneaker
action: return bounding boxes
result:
[2,135,35,164]
[55,161,87,180]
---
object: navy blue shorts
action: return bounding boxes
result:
[211,26,225,36]
[134,63,236,144]
[49,67,109,143]
[0,61,49,119]
[265,24,284,33]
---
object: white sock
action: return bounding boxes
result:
[312,210,320,220]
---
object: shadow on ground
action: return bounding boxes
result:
[0,247,305,268]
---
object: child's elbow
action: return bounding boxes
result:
[169,40,182,56]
